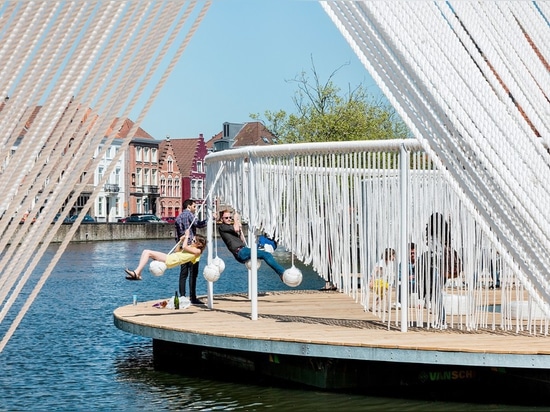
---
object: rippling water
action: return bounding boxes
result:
[0,240,542,411]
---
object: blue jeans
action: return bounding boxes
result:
[237,247,285,277]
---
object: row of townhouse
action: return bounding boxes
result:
[5,102,278,224]
[92,123,207,222]
[91,120,277,222]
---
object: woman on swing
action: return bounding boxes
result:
[125,229,206,280]
[218,210,286,279]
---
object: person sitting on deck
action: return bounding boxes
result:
[124,230,206,281]
[369,248,396,302]
[217,209,286,280]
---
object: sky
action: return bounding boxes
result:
[140,0,382,142]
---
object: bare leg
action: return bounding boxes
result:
[134,249,168,277]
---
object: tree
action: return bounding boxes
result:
[251,59,409,143]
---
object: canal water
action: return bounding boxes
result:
[0,239,544,411]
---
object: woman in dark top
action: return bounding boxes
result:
[218,210,286,279]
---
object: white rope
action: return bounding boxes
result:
[0,0,211,353]
[321,0,550,329]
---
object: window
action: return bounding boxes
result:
[191,179,197,199]
[136,168,142,187]
[167,178,173,197]
[197,179,203,199]
[144,168,150,185]
[144,147,149,163]
[196,161,203,173]
[167,156,173,173]
[151,169,157,185]
[98,197,104,216]
[98,167,104,183]
[115,168,120,185]
[151,148,157,163]
[174,178,180,198]
[160,177,166,195]
[135,146,142,162]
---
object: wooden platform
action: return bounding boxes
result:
[113,290,550,369]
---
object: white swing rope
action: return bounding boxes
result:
[169,162,226,255]
[0,0,170,290]
[0,1,211,353]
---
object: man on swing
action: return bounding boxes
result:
[218,209,286,280]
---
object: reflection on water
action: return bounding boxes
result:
[0,240,541,411]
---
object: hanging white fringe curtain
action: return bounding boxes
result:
[205,140,549,334]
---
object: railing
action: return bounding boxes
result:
[204,140,549,334]
[104,183,120,193]
[132,185,159,194]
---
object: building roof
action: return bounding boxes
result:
[206,121,277,151]
[107,117,154,140]
[159,136,205,176]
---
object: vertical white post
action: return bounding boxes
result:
[206,206,214,309]
[400,144,410,332]
[248,156,258,320]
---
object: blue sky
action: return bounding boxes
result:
[140,0,381,142]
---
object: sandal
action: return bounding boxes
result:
[319,284,337,291]
[125,268,141,281]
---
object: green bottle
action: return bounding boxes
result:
[174,291,180,310]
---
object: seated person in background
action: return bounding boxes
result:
[369,248,396,300]
[217,210,286,279]
[124,230,206,281]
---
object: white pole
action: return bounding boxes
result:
[206,206,214,309]
[400,144,410,332]
[248,156,258,320]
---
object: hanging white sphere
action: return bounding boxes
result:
[149,260,167,277]
[212,256,225,274]
[203,263,221,282]
[282,266,302,287]
[245,259,262,270]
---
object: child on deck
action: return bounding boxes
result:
[124,230,206,281]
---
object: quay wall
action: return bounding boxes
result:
[51,223,177,243]
[50,223,246,243]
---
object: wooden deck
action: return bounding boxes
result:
[113,290,550,369]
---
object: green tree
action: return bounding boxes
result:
[252,59,409,143]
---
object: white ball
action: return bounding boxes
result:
[212,256,225,274]
[245,259,261,270]
[203,263,221,282]
[149,260,167,277]
[283,266,302,287]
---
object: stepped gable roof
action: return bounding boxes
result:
[161,137,201,175]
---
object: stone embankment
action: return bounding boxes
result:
[51,222,246,242]
[51,223,178,243]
